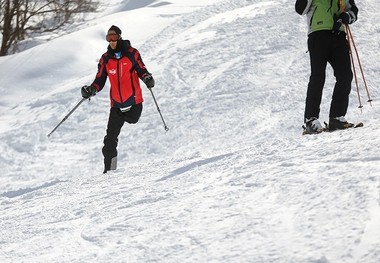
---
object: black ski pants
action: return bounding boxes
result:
[304,30,353,121]
[102,104,143,162]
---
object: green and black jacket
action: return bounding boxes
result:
[295,0,358,34]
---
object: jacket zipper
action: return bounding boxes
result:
[310,6,317,28]
[327,0,333,12]
[117,59,123,103]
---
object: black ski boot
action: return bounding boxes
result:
[303,117,323,135]
[103,156,117,174]
[328,116,354,131]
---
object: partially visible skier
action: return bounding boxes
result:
[295,0,359,134]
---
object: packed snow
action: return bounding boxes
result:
[1,0,379,262]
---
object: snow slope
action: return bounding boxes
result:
[1,0,380,262]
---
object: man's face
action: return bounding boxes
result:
[106,30,119,49]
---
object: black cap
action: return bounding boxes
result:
[108,25,121,35]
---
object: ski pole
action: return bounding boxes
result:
[148,88,169,131]
[346,26,363,111]
[47,97,88,137]
[346,25,373,106]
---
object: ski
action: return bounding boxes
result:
[322,121,364,133]
[302,122,363,135]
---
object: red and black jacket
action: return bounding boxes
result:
[91,40,150,108]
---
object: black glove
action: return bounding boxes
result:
[332,14,343,34]
[338,12,351,25]
[142,73,155,88]
[333,13,351,34]
[81,85,97,98]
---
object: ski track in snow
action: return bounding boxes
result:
[1,0,380,262]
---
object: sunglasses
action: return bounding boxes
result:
[106,33,120,42]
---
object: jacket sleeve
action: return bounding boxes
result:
[90,54,108,92]
[131,48,150,79]
[347,0,358,24]
[295,0,312,15]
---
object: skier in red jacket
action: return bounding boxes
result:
[81,25,154,173]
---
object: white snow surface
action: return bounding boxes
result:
[1,0,380,262]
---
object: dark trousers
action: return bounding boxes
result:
[305,30,353,121]
[102,104,143,163]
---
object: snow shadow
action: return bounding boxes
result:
[1,179,62,198]
[156,153,233,182]
[119,0,169,11]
